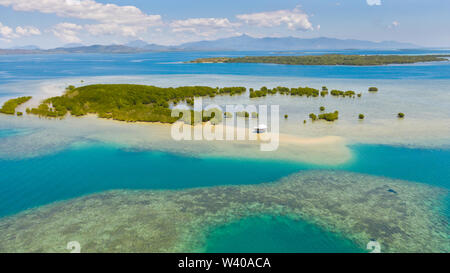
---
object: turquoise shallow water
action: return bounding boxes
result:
[0,143,306,217]
[1,134,448,253]
[205,145,449,253]
[0,140,448,218]
[338,144,450,188]
[205,216,366,253]
[0,128,33,138]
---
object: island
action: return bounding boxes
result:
[24,84,246,123]
[0,96,32,115]
[0,84,406,124]
[189,54,450,66]
[309,111,339,122]
[249,86,358,98]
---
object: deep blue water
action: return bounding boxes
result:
[1,49,450,86]
[0,142,448,218]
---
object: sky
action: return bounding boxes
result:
[0,0,449,48]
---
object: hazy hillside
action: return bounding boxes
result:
[0,35,420,54]
[179,35,418,51]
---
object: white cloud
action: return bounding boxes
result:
[236,7,313,31]
[0,0,162,40]
[170,18,239,37]
[0,22,16,39]
[0,22,41,41]
[51,22,83,43]
[15,26,41,36]
[84,24,146,37]
[0,0,162,25]
[171,18,238,29]
[367,0,382,6]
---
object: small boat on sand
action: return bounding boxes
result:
[254,124,267,134]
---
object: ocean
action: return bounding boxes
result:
[0,49,449,252]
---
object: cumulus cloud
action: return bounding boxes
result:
[0,0,162,25]
[84,24,147,37]
[236,7,313,31]
[367,0,382,6]
[0,0,162,40]
[170,18,239,36]
[50,22,83,43]
[171,18,237,29]
[15,26,41,36]
[0,22,15,39]
[0,22,41,41]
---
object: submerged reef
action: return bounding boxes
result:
[0,170,448,253]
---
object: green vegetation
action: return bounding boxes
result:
[16,84,404,125]
[224,112,233,118]
[318,111,339,122]
[27,84,246,123]
[303,120,307,124]
[368,87,378,92]
[215,87,246,96]
[189,57,231,63]
[250,86,322,98]
[190,54,450,66]
[308,111,339,122]
[0,96,32,115]
[203,108,223,125]
[171,108,223,125]
[247,85,358,99]
[330,90,356,97]
[357,93,362,98]
[236,111,250,118]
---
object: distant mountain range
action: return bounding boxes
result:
[0,35,420,55]
[179,35,419,51]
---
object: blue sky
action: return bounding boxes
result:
[0,0,449,48]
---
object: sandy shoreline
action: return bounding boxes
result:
[1,74,449,163]
[1,106,449,164]
[0,113,352,165]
